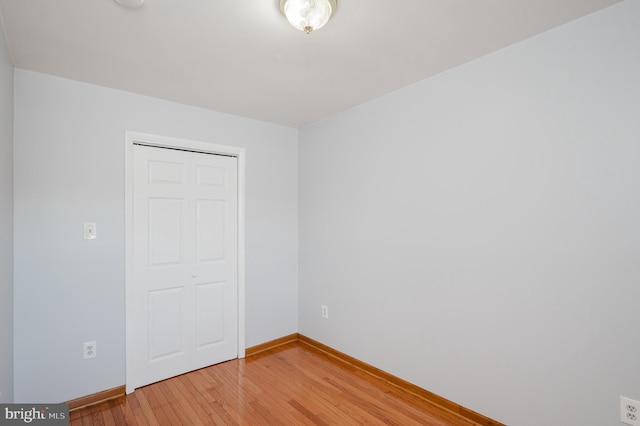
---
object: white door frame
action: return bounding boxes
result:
[124,131,246,394]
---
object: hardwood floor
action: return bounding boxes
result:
[70,341,480,425]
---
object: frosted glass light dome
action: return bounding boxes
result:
[279,0,337,34]
[114,0,144,8]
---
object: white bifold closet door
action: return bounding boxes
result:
[133,144,238,388]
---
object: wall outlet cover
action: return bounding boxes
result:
[84,223,97,240]
[84,341,97,360]
[621,396,640,426]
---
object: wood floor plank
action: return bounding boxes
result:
[88,403,107,426]
[282,346,425,425]
[80,409,94,426]
[123,393,141,426]
[160,375,210,425]
[185,368,241,425]
[132,388,161,426]
[69,409,82,425]
[173,375,217,424]
[107,397,128,426]
[146,382,183,425]
[71,341,484,425]
[248,349,359,425]
[300,342,478,425]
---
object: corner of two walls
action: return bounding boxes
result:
[298,1,640,425]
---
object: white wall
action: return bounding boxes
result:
[0,13,14,403]
[13,70,299,403]
[299,1,640,425]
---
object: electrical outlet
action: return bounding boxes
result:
[84,341,97,360]
[321,305,329,319]
[621,396,640,426]
[84,223,97,240]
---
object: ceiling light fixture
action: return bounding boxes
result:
[114,0,144,8]
[279,0,337,34]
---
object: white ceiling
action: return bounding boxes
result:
[0,0,622,128]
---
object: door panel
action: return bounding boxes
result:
[195,282,225,347]
[196,200,226,262]
[148,160,184,184]
[148,198,184,267]
[196,165,226,187]
[133,144,238,388]
[148,287,185,360]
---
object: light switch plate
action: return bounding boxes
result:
[84,223,97,240]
